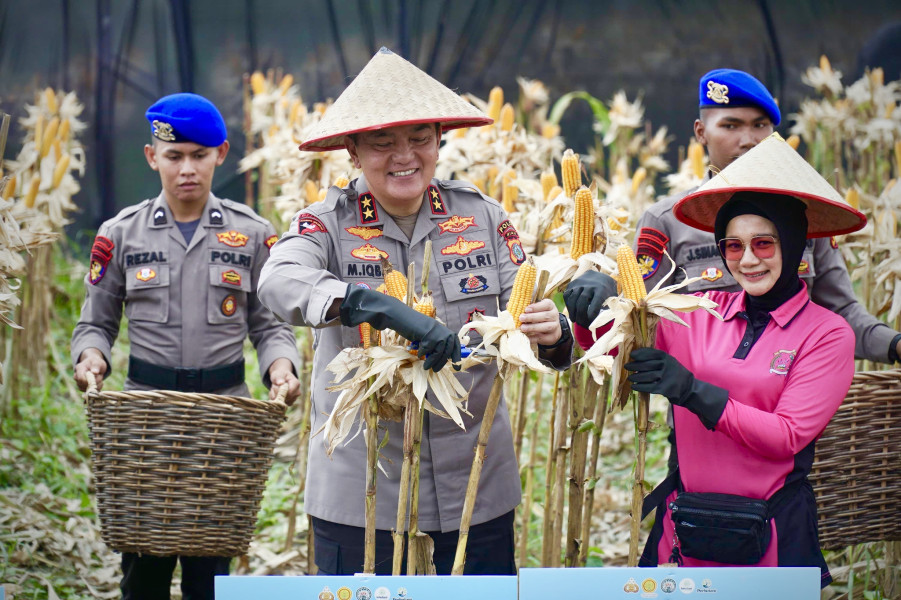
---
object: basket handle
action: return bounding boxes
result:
[84,370,98,396]
[274,383,289,404]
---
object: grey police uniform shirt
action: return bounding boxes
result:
[636,182,897,363]
[71,193,301,395]
[259,175,547,533]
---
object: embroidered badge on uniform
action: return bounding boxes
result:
[440,236,486,256]
[466,307,486,322]
[345,226,383,240]
[136,267,157,282]
[496,219,519,241]
[153,208,167,225]
[637,226,669,247]
[506,239,526,265]
[209,208,223,225]
[350,243,388,262]
[636,228,668,280]
[265,234,279,250]
[701,267,723,282]
[797,260,810,275]
[459,274,488,294]
[358,193,379,224]
[830,236,838,249]
[769,349,796,375]
[221,269,242,286]
[427,185,446,215]
[89,235,115,285]
[217,230,249,247]
[297,213,328,235]
[437,215,476,234]
[221,295,237,316]
[707,80,730,104]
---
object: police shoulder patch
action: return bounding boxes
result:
[89,235,115,285]
[297,213,328,235]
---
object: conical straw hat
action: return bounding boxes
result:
[674,133,866,238]
[299,47,492,152]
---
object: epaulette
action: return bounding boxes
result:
[102,198,153,227]
[437,178,502,209]
[219,198,271,227]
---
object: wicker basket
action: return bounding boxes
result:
[810,368,901,551]
[85,382,287,557]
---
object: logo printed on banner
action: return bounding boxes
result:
[89,235,115,285]
[336,588,353,600]
[624,578,640,593]
[679,578,695,594]
[437,215,476,234]
[441,236,486,256]
[358,193,379,224]
[319,587,335,600]
[427,185,446,215]
[698,578,716,593]
[297,213,328,235]
[374,588,390,600]
[460,274,488,294]
[217,230,249,247]
[351,243,389,261]
[221,269,242,286]
[660,578,677,593]
[355,587,372,600]
[701,266,723,282]
[265,234,278,249]
[770,349,796,375]
[221,295,237,316]
[345,226,384,240]
[642,578,657,593]
[136,267,157,282]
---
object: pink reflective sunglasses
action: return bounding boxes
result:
[717,235,779,261]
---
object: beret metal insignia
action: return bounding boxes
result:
[151,120,176,141]
[706,80,729,104]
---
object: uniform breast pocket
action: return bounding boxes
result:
[208,265,251,324]
[124,264,171,323]
[438,268,500,332]
[682,263,737,293]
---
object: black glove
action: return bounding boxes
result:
[563,271,619,329]
[340,284,461,372]
[624,347,728,430]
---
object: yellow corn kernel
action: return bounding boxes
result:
[487,86,504,122]
[616,245,647,302]
[786,134,801,150]
[250,71,266,95]
[58,118,71,143]
[52,139,62,161]
[845,187,860,211]
[819,55,831,74]
[688,140,705,179]
[413,291,437,318]
[24,175,40,208]
[506,257,536,328]
[52,154,70,188]
[541,123,560,139]
[333,173,350,188]
[499,103,515,132]
[45,87,59,114]
[376,283,387,295]
[381,259,407,301]
[41,117,60,157]
[2,175,16,200]
[540,169,558,201]
[278,74,294,95]
[305,180,319,203]
[561,149,580,198]
[546,184,563,204]
[359,322,380,348]
[630,167,647,196]
[570,186,595,259]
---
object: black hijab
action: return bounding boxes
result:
[713,191,808,314]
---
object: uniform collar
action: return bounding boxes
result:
[349,176,450,245]
[722,280,810,327]
[148,193,227,229]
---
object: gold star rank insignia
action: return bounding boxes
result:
[358,192,379,224]
[427,185,446,215]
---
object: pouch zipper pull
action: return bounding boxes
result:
[669,531,684,566]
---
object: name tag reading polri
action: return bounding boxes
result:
[215,575,518,600]
[518,567,820,599]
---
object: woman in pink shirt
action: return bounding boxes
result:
[565,137,867,587]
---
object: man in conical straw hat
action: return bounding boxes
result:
[259,48,572,575]
[567,133,865,585]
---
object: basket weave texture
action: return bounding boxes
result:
[85,387,286,557]
[810,369,901,550]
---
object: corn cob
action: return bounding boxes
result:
[845,187,860,211]
[452,127,467,139]
[507,257,536,328]
[570,186,595,259]
[487,165,499,197]
[52,154,70,188]
[541,123,560,139]
[2,175,16,200]
[52,139,62,161]
[786,135,801,151]
[305,180,319,203]
[617,245,647,303]
[376,283,388,295]
[24,175,40,208]
[250,71,266,95]
[499,103,515,132]
[278,74,294,95]
[359,322,380,348]
[314,102,328,115]
[34,116,44,155]
[544,184,565,240]
[688,140,705,179]
[502,170,517,213]
[561,149,580,198]
[381,258,407,301]
[45,87,58,114]
[630,167,647,196]
[894,141,901,177]
[870,67,884,87]
[546,184,563,203]
[58,118,70,143]
[487,86,504,122]
[413,291,436,318]
[41,117,60,157]
[333,173,350,188]
[540,169,558,201]
[470,175,487,194]
[820,55,832,73]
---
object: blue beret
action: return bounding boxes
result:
[698,69,781,126]
[145,93,227,147]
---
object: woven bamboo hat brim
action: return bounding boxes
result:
[299,47,492,152]
[675,133,867,238]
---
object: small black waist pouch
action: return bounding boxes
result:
[669,492,771,565]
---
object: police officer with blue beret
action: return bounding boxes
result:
[72,93,302,599]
